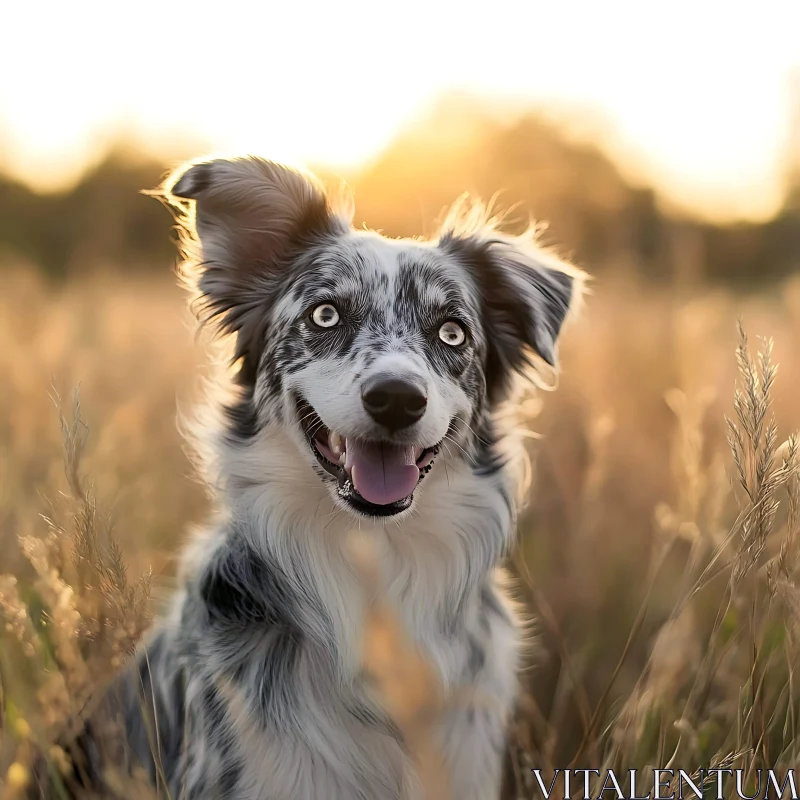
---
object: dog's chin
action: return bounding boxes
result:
[294,395,441,519]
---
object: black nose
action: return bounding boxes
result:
[361,375,428,431]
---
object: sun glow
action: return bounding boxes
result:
[2,0,799,221]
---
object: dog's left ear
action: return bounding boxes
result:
[481,238,578,369]
[442,228,585,403]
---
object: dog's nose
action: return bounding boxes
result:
[361,375,427,431]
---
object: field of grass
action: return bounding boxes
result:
[3,266,800,797]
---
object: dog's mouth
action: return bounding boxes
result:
[295,397,439,517]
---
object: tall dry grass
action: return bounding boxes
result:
[3,267,800,797]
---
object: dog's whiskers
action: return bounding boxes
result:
[443,435,473,464]
[457,418,493,448]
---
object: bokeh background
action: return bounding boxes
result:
[2,1,800,795]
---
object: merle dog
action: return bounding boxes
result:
[60,157,583,799]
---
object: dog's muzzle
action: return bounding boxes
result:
[294,395,440,517]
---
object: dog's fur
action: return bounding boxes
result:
[63,157,583,799]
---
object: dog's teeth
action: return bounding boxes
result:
[329,431,344,457]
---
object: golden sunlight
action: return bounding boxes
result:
[1,0,799,220]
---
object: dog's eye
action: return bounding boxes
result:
[439,320,466,347]
[310,303,340,329]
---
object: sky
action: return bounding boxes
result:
[1,0,799,222]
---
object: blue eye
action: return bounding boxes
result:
[311,304,340,328]
[439,320,466,346]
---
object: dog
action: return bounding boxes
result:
[61,156,583,799]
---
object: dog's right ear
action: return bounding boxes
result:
[165,157,351,339]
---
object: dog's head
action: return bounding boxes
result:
[168,157,582,519]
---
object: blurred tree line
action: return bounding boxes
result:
[1,97,798,287]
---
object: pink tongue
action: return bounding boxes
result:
[344,440,419,506]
